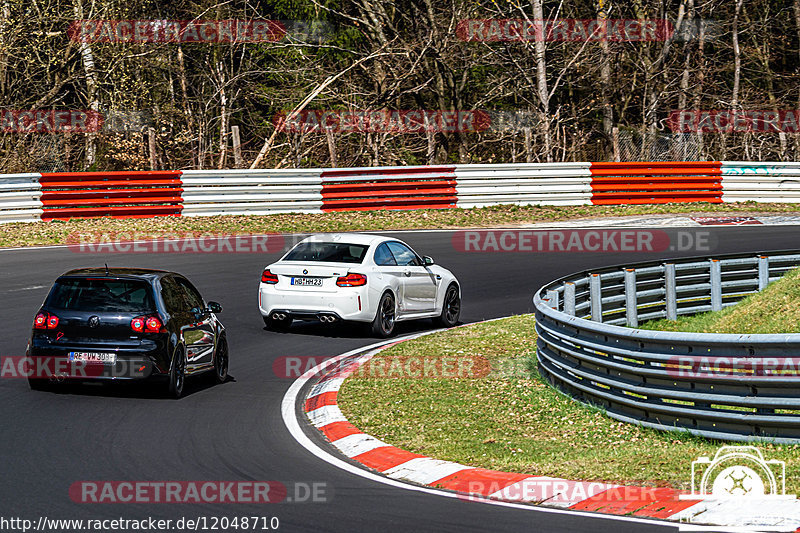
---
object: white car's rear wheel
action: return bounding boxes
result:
[371,292,396,338]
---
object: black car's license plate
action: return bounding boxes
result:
[68,351,116,364]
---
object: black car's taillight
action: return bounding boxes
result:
[261,269,279,284]
[34,311,59,329]
[131,315,165,333]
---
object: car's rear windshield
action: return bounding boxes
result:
[46,278,155,313]
[284,242,369,264]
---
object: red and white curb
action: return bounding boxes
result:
[283,330,800,532]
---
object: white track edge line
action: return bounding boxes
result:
[280,328,739,532]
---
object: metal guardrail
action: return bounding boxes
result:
[721,161,800,203]
[181,169,323,216]
[533,250,800,444]
[1,161,799,222]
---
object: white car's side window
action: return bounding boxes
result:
[374,243,397,266]
[386,242,419,266]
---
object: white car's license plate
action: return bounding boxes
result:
[291,277,322,287]
[68,351,116,364]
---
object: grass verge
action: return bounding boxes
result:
[2,201,800,248]
[639,266,800,334]
[337,315,800,493]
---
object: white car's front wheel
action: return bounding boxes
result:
[371,292,396,338]
[436,284,461,328]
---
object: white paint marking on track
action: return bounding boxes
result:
[4,285,46,292]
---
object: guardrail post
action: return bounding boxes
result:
[590,274,602,322]
[545,289,560,310]
[665,263,677,321]
[624,269,638,328]
[710,259,722,312]
[564,282,576,316]
[758,255,769,290]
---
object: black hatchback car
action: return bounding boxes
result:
[28,268,228,398]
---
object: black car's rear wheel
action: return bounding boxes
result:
[168,347,186,399]
[214,335,228,384]
[371,292,396,338]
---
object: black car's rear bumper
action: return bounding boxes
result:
[28,338,167,381]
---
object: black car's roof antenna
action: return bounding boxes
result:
[104,263,109,276]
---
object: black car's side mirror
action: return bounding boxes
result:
[207,301,223,313]
[422,255,435,266]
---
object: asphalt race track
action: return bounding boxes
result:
[4,226,800,532]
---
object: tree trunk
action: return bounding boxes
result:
[531,0,551,162]
[216,63,229,169]
[598,0,613,143]
[724,0,745,159]
[73,1,99,169]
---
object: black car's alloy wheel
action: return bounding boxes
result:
[214,335,228,384]
[168,347,186,398]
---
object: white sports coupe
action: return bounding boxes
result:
[258,233,461,337]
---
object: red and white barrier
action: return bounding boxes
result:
[590,161,722,204]
[0,161,796,223]
[322,166,457,211]
[39,171,183,219]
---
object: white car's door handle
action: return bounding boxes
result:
[403,270,411,277]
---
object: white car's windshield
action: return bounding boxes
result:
[284,242,369,263]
